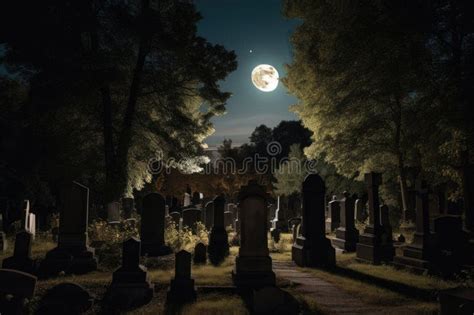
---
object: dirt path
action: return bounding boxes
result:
[273,260,395,315]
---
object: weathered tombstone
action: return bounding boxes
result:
[140,193,172,256]
[325,195,340,232]
[355,198,367,222]
[204,201,214,229]
[107,201,121,224]
[2,231,37,274]
[167,250,196,304]
[333,192,359,252]
[169,212,181,228]
[191,192,201,207]
[431,215,470,275]
[380,205,393,244]
[37,282,93,314]
[438,287,474,315]
[27,213,36,239]
[105,238,154,310]
[122,197,135,220]
[394,179,432,271]
[40,181,97,276]
[0,212,6,252]
[292,174,335,268]
[0,269,37,314]
[183,192,191,207]
[208,195,229,265]
[232,180,275,288]
[193,242,207,265]
[356,173,393,264]
[182,208,202,234]
[224,211,233,229]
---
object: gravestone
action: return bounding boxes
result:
[122,198,135,220]
[438,287,474,315]
[37,282,93,314]
[204,201,214,229]
[107,201,121,224]
[208,195,229,265]
[193,242,207,264]
[182,208,202,233]
[325,196,340,232]
[191,192,201,207]
[167,250,196,304]
[105,238,154,310]
[355,199,367,222]
[431,215,469,275]
[333,192,359,252]
[169,212,181,228]
[183,192,191,207]
[40,181,97,276]
[0,269,37,314]
[272,196,289,232]
[140,193,172,256]
[224,211,233,229]
[0,213,6,252]
[23,200,30,230]
[2,231,37,274]
[356,173,393,264]
[253,286,300,315]
[232,180,275,288]
[26,213,36,239]
[292,174,335,268]
[394,179,432,272]
[380,205,393,244]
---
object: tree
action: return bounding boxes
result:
[283,0,434,213]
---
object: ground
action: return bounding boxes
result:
[0,232,467,314]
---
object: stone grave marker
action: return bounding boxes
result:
[37,282,93,314]
[183,192,191,207]
[325,195,340,232]
[208,195,229,265]
[40,181,97,276]
[27,213,36,239]
[356,173,393,265]
[204,201,214,229]
[292,174,335,268]
[182,208,202,233]
[233,180,275,288]
[106,238,154,310]
[333,192,359,252]
[380,204,394,245]
[193,242,207,264]
[2,231,37,274]
[140,193,172,256]
[0,269,37,314]
[107,201,121,224]
[167,250,196,304]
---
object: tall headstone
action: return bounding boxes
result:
[0,269,37,314]
[356,173,390,264]
[394,179,432,271]
[208,195,229,265]
[22,200,30,231]
[325,196,340,232]
[292,174,335,268]
[105,238,154,310]
[122,198,135,220]
[40,181,97,275]
[27,213,36,239]
[107,201,121,224]
[380,205,393,245]
[333,192,359,252]
[232,180,275,288]
[167,250,196,304]
[2,231,36,274]
[204,201,214,229]
[140,193,172,256]
[181,208,202,233]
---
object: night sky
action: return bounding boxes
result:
[196,0,299,147]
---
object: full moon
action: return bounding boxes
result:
[251,64,279,92]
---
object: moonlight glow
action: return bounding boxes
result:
[251,64,279,92]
